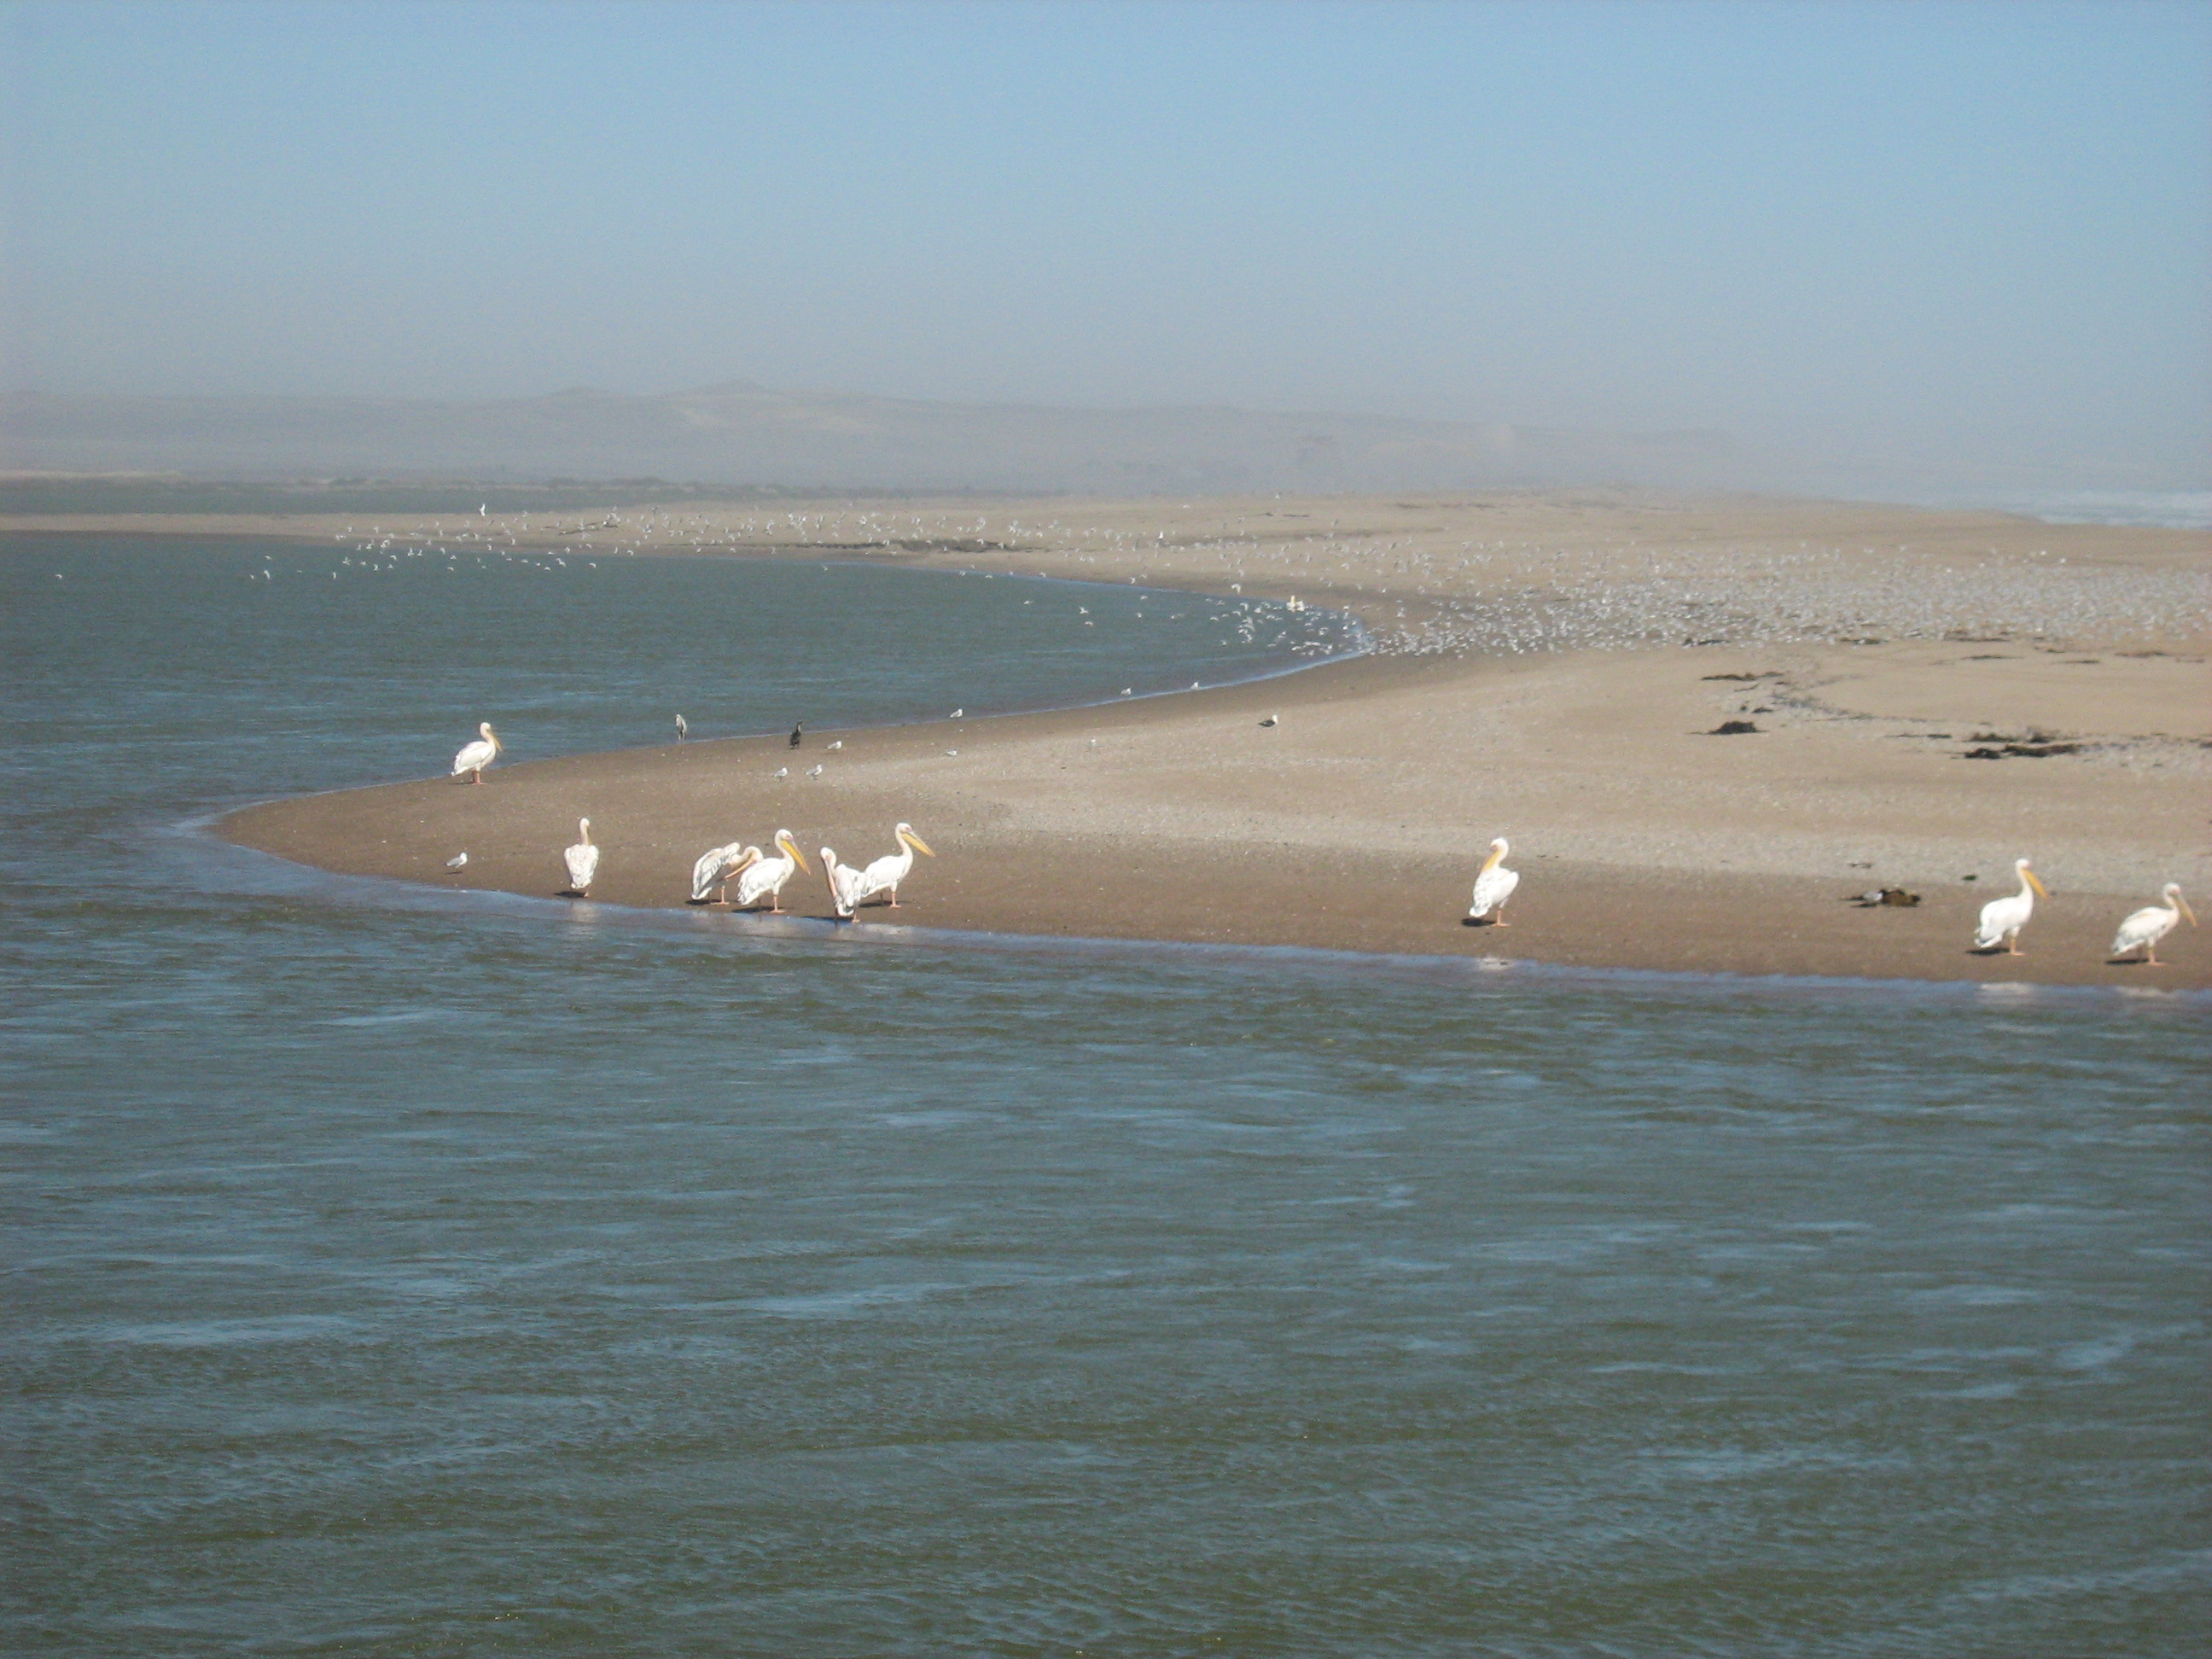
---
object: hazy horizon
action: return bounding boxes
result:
[4,0,2209,491]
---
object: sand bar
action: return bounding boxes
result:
[15,490,2207,986]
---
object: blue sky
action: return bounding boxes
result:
[3,0,2207,480]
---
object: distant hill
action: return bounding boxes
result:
[0,382,1762,495]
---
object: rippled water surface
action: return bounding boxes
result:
[4,536,2206,1657]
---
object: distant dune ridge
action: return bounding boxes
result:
[2,381,1757,494]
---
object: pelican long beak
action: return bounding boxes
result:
[2026,870,2049,898]
[787,840,812,873]
[2182,896,2198,927]
[904,831,935,857]
[1479,848,1503,875]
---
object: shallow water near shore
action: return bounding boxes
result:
[5,536,2207,1656]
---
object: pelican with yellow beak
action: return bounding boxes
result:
[1973,857,2049,954]
[731,830,810,912]
[690,841,760,905]
[451,721,501,783]
[856,822,935,909]
[1467,836,1519,925]
[2110,883,2195,965]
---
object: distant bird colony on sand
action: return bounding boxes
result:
[445,721,2194,963]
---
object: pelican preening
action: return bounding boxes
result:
[1973,858,2048,954]
[2110,883,2195,965]
[451,722,500,783]
[689,840,759,905]
[1468,837,1520,925]
[563,818,599,896]
[820,847,870,918]
[733,830,810,912]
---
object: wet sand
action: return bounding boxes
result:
[21,490,2205,986]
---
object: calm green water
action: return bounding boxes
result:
[3,537,2205,1657]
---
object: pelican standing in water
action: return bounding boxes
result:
[563,818,600,896]
[819,846,870,919]
[855,823,935,909]
[451,722,501,783]
[732,830,810,912]
[689,840,759,905]
[2110,883,2195,964]
[1467,836,1520,925]
[1972,857,2048,954]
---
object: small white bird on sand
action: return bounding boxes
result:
[772,765,789,778]
[1258,714,1278,728]
[1973,857,2049,954]
[950,708,964,719]
[445,852,469,870]
[1121,687,1132,696]
[451,722,501,783]
[806,764,824,777]
[563,818,599,896]
[733,830,809,912]
[674,713,688,742]
[2110,883,2195,964]
[826,739,844,751]
[1468,837,1520,925]
[690,840,758,904]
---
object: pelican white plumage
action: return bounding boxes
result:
[451,721,500,783]
[732,830,810,912]
[1973,857,2048,954]
[850,822,935,910]
[1468,836,1520,924]
[820,846,870,918]
[563,818,599,896]
[689,840,758,904]
[2110,883,2194,964]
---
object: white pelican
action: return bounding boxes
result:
[451,722,500,783]
[2110,883,2195,964]
[1973,857,2048,954]
[689,840,759,904]
[733,830,810,911]
[853,822,935,909]
[563,818,600,896]
[819,846,870,918]
[1468,836,1520,925]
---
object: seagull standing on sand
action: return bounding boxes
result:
[1973,857,2048,954]
[1468,837,1520,925]
[445,852,469,870]
[2110,883,2195,964]
[563,818,599,896]
[733,830,809,912]
[674,713,688,743]
[451,722,501,783]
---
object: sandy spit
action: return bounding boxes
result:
[23,490,2209,987]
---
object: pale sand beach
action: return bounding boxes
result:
[26,491,2206,986]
